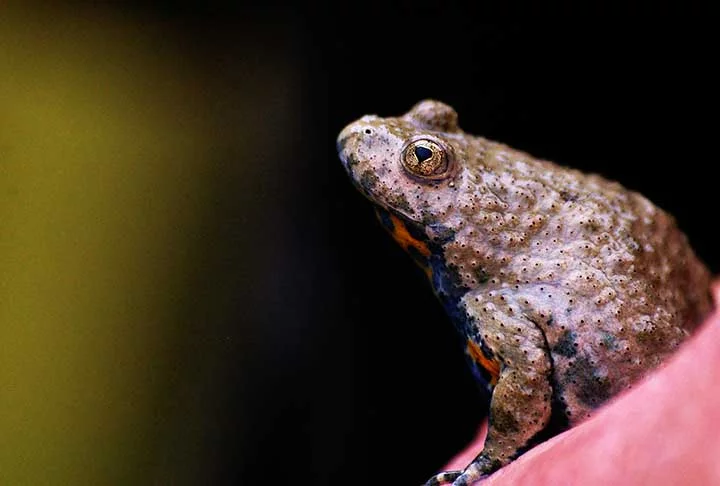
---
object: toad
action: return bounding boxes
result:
[337,100,712,485]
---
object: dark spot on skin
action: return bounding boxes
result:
[445,263,465,289]
[559,190,578,202]
[546,315,554,326]
[360,170,379,191]
[564,355,611,408]
[601,332,618,350]
[387,192,414,214]
[635,327,665,355]
[343,151,362,170]
[490,405,520,433]
[552,330,577,358]
[622,233,641,252]
[473,266,490,284]
[427,223,455,243]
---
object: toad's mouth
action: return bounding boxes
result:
[341,163,423,225]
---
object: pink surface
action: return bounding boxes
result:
[443,284,720,485]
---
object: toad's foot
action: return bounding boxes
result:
[423,461,488,485]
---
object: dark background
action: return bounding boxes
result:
[3,2,716,485]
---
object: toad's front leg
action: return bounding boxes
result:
[424,292,554,485]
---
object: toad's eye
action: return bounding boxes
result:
[400,138,452,181]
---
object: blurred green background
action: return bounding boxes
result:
[1,4,304,484]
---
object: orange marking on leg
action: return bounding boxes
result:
[466,340,500,386]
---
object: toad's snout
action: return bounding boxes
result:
[336,115,379,170]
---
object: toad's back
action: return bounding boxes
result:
[449,137,712,416]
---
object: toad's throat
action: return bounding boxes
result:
[374,207,468,316]
[376,207,500,389]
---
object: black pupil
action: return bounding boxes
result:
[414,146,433,162]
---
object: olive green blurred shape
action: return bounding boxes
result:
[0,7,216,484]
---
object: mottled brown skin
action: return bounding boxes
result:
[337,100,712,486]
